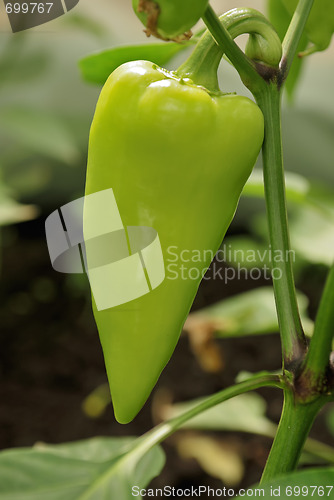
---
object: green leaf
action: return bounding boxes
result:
[0,181,38,226]
[281,0,334,52]
[0,437,165,500]
[283,109,334,185]
[2,163,53,198]
[82,383,111,419]
[223,235,271,269]
[162,382,334,467]
[326,405,334,437]
[243,169,310,204]
[223,233,308,284]
[162,392,277,438]
[0,198,38,226]
[60,12,107,38]
[239,468,334,498]
[0,107,80,164]
[187,287,313,338]
[0,37,50,88]
[176,434,244,487]
[267,0,308,99]
[79,43,188,85]
[290,205,334,266]
[288,184,334,266]
[243,172,334,267]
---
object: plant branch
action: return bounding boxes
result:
[132,373,284,457]
[201,6,265,93]
[261,389,325,483]
[177,7,282,93]
[255,84,306,367]
[300,263,334,387]
[280,0,314,82]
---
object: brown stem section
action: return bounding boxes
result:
[138,0,160,38]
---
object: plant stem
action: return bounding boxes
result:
[301,263,334,385]
[280,0,314,82]
[260,389,325,483]
[133,373,284,457]
[199,0,322,483]
[177,7,281,93]
[255,84,306,366]
[201,6,265,93]
[199,4,307,366]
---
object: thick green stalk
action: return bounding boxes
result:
[280,0,315,81]
[196,0,320,483]
[177,7,281,93]
[201,6,265,93]
[261,389,324,483]
[301,263,334,387]
[197,3,307,367]
[255,84,306,366]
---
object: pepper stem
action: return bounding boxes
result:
[253,84,307,367]
[176,7,282,93]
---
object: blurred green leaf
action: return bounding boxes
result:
[0,437,165,500]
[290,205,334,266]
[252,204,334,268]
[186,287,313,338]
[0,107,80,164]
[223,234,308,283]
[223,236,272,269]
[326,405,334,437]
[79,43,189,85]
[0,198,38,226]
[60,13,107,37]
[82,383,111,419]
[0,37,50,88]
[281,0,334,52]
[176,434,244,487]
[267,0,308,99]
[243,171,334,267]
[163,386,334,466]
[2,163,53,198]
[0,181,38,226]
[0,51,50,88]
[243,169,310,204]
[241,468,334,498]
[162,392,276,437]
[283,109,334,183]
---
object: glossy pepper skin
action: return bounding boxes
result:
[85,60,264,424]
[132,0,209,41]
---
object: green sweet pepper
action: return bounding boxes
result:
[84,8,272,424]
[84,67,264,424]
[132,0,209,41]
